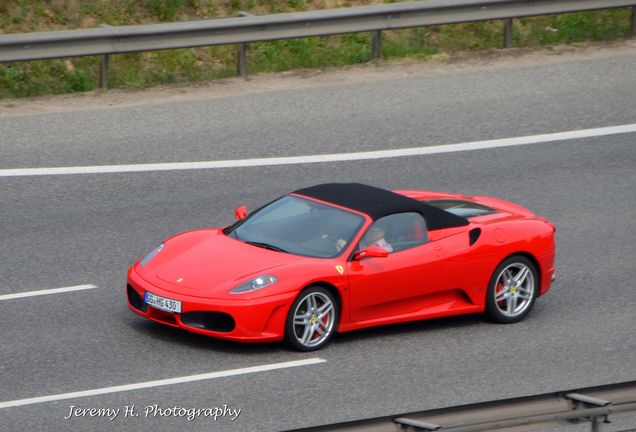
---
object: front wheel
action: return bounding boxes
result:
[486,256,538,323]
[285,286,338,351]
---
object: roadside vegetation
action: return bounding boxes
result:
[0,0,631,98]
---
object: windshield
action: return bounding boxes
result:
[225,195,365,258]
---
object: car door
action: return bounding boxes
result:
[346,213,446,323]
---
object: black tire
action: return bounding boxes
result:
[285,286,339,352]
[485,255,539,324]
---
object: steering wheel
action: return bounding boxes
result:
[321,234,346,252]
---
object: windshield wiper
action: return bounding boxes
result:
[246,241,289,253]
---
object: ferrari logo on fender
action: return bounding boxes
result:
[176,277,184,283]
[335,265,344,275]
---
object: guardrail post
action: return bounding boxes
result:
[235,12,252,79]
[372,30,382,59]
[97,24,112,89]
[99,54,109,89]
[591,415,603,432]
[503,18,513,48]
[237,43,248,79]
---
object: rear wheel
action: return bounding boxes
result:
[285,286,338,351]
[486,256,538,323]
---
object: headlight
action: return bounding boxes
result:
[140,243,165,266]
[230,274,278,294]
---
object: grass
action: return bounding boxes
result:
[0,1,632,99]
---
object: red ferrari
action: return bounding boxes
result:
[127,183,555,351]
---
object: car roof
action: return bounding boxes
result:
[293,183,468,231]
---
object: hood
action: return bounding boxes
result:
[154,234,305,297]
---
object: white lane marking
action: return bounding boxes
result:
[1,123,635,177]
[0,284,98,301]
[0,358,326,409]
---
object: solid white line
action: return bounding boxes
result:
[0,284,98,301]
[1,123,635,177]
[0,358,326,409]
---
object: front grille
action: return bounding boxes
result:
[181,311,236,333]
[127,284,147,312]
[150,308,177,326]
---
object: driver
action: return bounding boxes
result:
[363,227,393,253]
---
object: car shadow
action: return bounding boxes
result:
[125,310,489,353]
[125,319,290,355]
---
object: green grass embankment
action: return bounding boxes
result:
[0,1,631,98]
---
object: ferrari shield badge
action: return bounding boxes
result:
[335,265,344,275]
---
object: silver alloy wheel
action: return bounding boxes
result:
[494,262,535,318]
[292,291,335,348]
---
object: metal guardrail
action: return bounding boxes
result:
[1,0,635,87]
[284,381,636,432]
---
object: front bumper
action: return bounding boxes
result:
[127,268,295,342]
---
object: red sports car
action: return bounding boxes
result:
[127,183,555,351]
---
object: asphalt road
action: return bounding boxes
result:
[1,46,635,432]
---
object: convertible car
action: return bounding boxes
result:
[127,183,555,351]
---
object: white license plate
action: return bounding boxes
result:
[144,291,181,313]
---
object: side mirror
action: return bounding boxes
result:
[353,245,389,260]
[234,206,247,221]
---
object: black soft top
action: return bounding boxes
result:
[294,183,468,231]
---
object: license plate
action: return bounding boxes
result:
[144,291,181,313]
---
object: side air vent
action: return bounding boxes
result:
[181,311,236,333]
[469,228,481,246]
[127,284,147,312]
